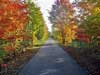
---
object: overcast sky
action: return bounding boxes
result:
[33,0,74,32]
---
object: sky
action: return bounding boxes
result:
[33,0,74,32]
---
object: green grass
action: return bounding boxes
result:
[34,39,47,47]
[0,50,6,58]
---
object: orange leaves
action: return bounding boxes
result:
[78,2,93,11]
[6,2,27,12]
[0,0,28,40]
[0,9,5,14]
[0,28,5,38]
[1,0,9,2]
[4,45,15,52]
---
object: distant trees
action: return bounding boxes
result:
[49,0,77,46]
[50,0,100,47]
[25,0,48,44]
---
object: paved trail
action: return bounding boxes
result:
[19,38,88,75]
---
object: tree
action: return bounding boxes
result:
[77,0,100,47]
[25,0,48,45]
[49,0,76,45]
[0,0,28,53]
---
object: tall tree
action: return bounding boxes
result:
[77,0,100,46]
[0,0,28,52]
[25,0,48,44]
[49,0,76,45]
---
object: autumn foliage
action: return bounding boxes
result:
[0,0,28,40]
[0,0,48,56]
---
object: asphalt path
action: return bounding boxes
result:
[19,38,88,75]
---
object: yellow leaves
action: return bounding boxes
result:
[16,37,23,44]
[32,32,38,44]
[97,36,100,39]
[64,25,76,44]
[92,7,100,14]
[66,37,72,43]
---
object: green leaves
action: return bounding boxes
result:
[83,13,100,36]
[25,1,47,40]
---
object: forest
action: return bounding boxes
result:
[49,0,100,74]
[0,0,48,73]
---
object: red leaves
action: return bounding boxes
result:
[7,36,15,41]
[0,9,5,14]
[4,45,15,52]
[76,33,90,43]
[0,28,5,38]
[7,3,26,11]
[0,0,28,39]
[77,33,88,38]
